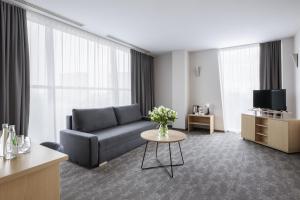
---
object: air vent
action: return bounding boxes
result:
[13,0,84,27]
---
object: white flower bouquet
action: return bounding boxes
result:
[148,106,177,137]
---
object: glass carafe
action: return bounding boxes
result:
[4,125,17,160]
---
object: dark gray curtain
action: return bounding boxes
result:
[131,49,154,116]
[259,40,282,90]
[0,1,30,136]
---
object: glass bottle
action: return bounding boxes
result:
[0,124,9,157]
[4,125,17,160]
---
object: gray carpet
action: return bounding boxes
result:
[60,131,300,200]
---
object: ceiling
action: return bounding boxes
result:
[25,0,300,55]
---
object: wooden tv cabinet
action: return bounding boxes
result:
[241,113,300,153]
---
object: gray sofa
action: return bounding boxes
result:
[60,104,156,168]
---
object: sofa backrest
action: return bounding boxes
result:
[72,107,118,132]
[113,104,142,125]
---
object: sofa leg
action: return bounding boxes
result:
[99,161,108,167]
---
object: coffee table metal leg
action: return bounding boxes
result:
[178,142,184,164]
[141,141,184,178]
[168,142,173,178]
[155,142,159,158]
[141,141,148,169]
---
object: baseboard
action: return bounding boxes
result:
[168,126,224,133]
[170,127,187,131]
[214,129,225,132]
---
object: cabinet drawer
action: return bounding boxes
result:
[268,119,288,152]
[241,114,255,141]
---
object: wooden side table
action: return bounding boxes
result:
[188,114,214,134]
[0,144,68,200]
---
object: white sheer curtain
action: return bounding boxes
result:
[218,44,260,133]
[27,12,131,143]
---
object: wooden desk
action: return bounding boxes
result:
[187,114,214,134]
[0,144,68,200]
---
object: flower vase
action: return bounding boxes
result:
[158,124,168,137]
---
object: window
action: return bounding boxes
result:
[218,44,260,132]
[27,12,131,143]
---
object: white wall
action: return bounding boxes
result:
[154,53,172,108]
[189,50,224,131]
[281,37,296,117]
[153,36,300,131]
[153,51,189,129]
[172,50,189,129]
[295,31,300,52]
[294,30,300,118]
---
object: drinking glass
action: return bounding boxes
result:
[18,136,31,154]
[16,135,24,154]
[22,136,31,153]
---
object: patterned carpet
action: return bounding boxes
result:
[60,131,300,200]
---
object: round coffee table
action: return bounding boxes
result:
[140,129,186,178]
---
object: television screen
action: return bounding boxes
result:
[253,90,270,109]
[253,89,286,111]
[271,89,286,111]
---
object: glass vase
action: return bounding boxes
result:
[158,124,168,137]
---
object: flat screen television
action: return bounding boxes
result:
[253,89,286,111]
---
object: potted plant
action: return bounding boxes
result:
[148,106,177,137]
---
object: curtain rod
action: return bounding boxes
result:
[4,0,151,55]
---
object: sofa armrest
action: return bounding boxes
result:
[60,129,98,168]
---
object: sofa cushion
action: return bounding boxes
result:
[113,104,142,125]
[72,107,118,132]
[93,121,156,149]
[93,120,156,162]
